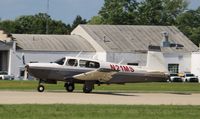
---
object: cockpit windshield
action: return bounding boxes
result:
[54,57,66,65]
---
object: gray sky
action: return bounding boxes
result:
[0,0,199,24]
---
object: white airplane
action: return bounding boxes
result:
[25,46,169,93]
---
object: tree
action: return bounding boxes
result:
[137,0,187,25]
[71,15,87,30]
[0,20,16,33]
[88,16,104,25]
[0,13,71,34]
[14,13,48,34]
[176,7,200,46]
[94,0,187,25]
[0,13,88,34]
[137,0,163,25]
[98,0,139,24]
[14,13,70,34]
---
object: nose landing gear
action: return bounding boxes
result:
[37,85,45,92]
[37,79,45,92]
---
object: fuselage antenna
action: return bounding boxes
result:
[76,51,82,57]
[118,59,124,65]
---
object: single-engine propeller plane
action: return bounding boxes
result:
[25,46,169,93]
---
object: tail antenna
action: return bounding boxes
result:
[76,51,82,57]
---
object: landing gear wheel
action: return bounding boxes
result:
[65,83,75,92]
[37,85,45,92]
[83,85,92,93]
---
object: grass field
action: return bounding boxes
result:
[0,80,200,93]
[1,81,200,119]
[0,104,200,119]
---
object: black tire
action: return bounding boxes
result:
[83,85,92,93]
[65,83,74,92]
[37,85,45,92]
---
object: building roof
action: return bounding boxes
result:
[0,41,11,50]
[79,25,198,53]
[12,34,95,52]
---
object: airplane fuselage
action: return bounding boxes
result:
[26,46,169,93]
[27,57,168,84]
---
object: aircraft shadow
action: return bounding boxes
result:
[90,92,138,96]
[46,90,137,96]
[168,92,192,95]
[46,90,192,97]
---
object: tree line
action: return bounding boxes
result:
[0,0,200,46]
[0,13,86,35]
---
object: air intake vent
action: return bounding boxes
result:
[148,45,161,52]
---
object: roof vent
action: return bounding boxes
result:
[161,31,170,47]
[148,45,161,52]
[103,36,110,43]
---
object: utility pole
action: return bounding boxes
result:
[46,0,49,34]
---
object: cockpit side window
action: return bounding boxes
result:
[79,60,100,68]
[54,57,65,65]
[67,59,78,67]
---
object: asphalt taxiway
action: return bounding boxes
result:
[0,91,199,105]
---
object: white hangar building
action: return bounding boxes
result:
[0,32,96,79]
[0,25,199,79]
[72,25,198,74]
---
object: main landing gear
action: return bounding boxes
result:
[83,81,94,93]
[65,82,75,92]
[83,85,93,93]
[37,79,45,92]
[64,81,94,93]
[36,79,94,93]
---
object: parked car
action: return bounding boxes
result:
[0,71,14,80]
[169,73,183,82]
[183,73,199,82]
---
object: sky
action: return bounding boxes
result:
[0,0,199,24]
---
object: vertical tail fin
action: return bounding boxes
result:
[146,46,168,73]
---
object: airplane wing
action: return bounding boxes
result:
[73,68,119,82]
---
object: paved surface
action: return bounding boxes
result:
[0,91,200,105]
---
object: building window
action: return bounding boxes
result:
[20,70,25,77]
[127,63,139,66]
[168,64,179,73]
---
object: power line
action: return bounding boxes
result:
[46,0,49,34]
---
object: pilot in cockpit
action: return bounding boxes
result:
[67,59,78,66]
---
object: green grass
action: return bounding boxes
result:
[0,80,200,93]
[0,104,200,119]
[0,82,200,119]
